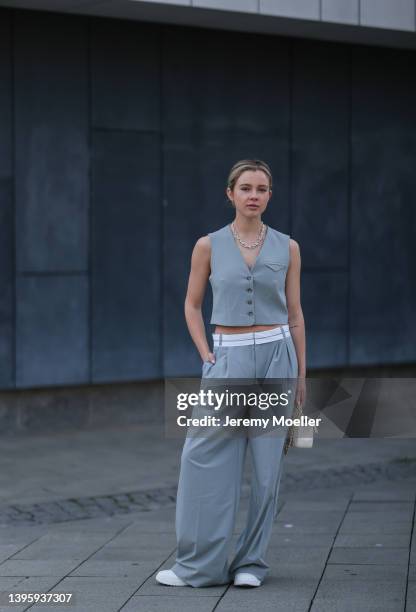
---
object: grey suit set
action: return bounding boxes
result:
[171,224,299,587]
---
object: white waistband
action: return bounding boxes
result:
[213,324,290,347]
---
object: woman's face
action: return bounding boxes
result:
[227,170,271,218]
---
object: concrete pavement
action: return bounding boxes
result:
[0,424,415,611]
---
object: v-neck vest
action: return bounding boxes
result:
[208,224,290,326]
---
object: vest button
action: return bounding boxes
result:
[247,288,252,292]
[248,311,253,316]
[246,276,252,280]
[247,300,252,304]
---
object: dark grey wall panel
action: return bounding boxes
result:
[91,130,161,382]
[292,39,349,268]
[14,11,88,273]
[91,18,160,131]
[163,27,291,376]
[350,46,416,365]
[0,12,14,389]
[16,276,89,387]
[302,271,348,367]
[0,7,414,391]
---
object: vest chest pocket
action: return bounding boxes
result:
[263,261,286,271]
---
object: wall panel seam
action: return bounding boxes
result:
[159,23,164,379]
[11,9,16,390]
[17,271,89,277]
[347,45,352,366]
[288,38,293,245]
[302,267,349,273]
[92,126,161,134]
[87,16,92,386]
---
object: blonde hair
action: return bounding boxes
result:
[227,159,273,193]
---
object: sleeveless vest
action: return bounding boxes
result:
[208,224,290,326]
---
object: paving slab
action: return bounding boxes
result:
[216,577,318,612]
[48,575,143,593]
[266,546,329,565]
[109,532,177,549]
[45,516,132,533]
[268,533,335,547]
[327,546,409,564]
[280,490,352,503]
[276,508,346,522]
[407,582,416,612]
[0,576,60,590]
[30,596,138,612]
[68,560,157,579]
[322,563,408,581]
[342,510,413,522]
[120,596,219,612]
[22,577,150,612]
[11,543,108,561]
[348,501,414,513]
[0,526,48,544]
[352,487,416,502]
[338,515,412,535]
[311,580,405,611]
[333,533,411,548]
[0,576,61,612]
[281,500,349,511]
[266,562,325,581]
[0,559,80,577]
[87,546,174,563]
[311,604,402,612]
[272,521,339,535]
[0,545,26,564]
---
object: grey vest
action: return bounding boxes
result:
[208,224,290,326]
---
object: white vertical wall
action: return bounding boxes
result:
[0,0,415,38]
[360,0,415,31]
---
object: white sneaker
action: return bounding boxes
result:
[234,572,261,587]
[155,569,187,586]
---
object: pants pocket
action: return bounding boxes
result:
[202,360,214,377]
[202,349,228,379]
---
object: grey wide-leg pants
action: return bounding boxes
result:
[171,328,298,587]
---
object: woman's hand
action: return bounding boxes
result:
[202,351,216,365]
[295,376,306,409]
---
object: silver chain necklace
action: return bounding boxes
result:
[231,221,266,249]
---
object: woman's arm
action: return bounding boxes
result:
[184,236,214,363]
[285,239,306,378]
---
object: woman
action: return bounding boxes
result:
[156,159,306,588]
